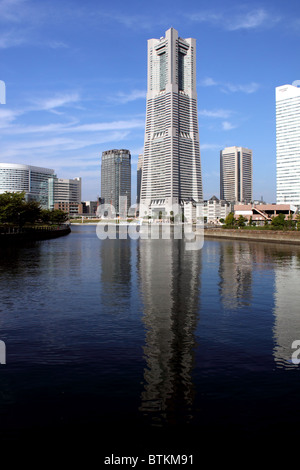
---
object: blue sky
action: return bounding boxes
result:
[1,0,300,203]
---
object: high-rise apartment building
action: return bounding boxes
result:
[0,163,55,208]
[101,149,131,215]
[220,146,252,203]
[136,154,143,205]
[276,84,300,206]
[140,27,202,215]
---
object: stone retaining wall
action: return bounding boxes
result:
[202,229,300,245]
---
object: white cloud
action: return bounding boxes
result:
[48,40,69,49]
[33,93,81,111]
[227,9,268,31]
[0,0,27,23]
[70,119,145,133]
[1,117,145,135]
[0,108,23,127]
[188,7,281,31]
[222,82,260,94]
[0,130,131,160]
[199,109,234,119]
[187,11,221,25]
[201,143,223,150]
[199,77,260,94]
[0,29,27,48]
[199,77,218,87]
[109,89,147,104]
[222,121,237,131]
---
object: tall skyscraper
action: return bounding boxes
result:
[220,146,252,203]
[136,153,143,205]
[101,149,131,215]
[276,84,300,206]
[140,27,203,215]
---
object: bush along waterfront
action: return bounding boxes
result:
[222,212,300,231]
[0,192,70,242]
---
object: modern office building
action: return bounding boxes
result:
[50,177,82,215]
[101,149,131,216]
[136,154,143,205]
[220,146,252,204]
[52,177,81,205]
[0,163,55,208]
[276,84,300,206]
[140,27,203,216]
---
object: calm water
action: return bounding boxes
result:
[1,225,300,459]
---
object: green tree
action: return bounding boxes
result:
[237,215,247,227]
[47,209,68,225]
[0,191,41,227]
[224,212,236,228]
[286,213,296,230]
[271,213,286,229]
[40,209,52,225]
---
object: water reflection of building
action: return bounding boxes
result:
[100,238,131,287]
[219,242,252,309]
[138,238,201,426]
[273,251,300,368]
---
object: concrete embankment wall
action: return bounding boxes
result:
[0,226,71,244]
[202,229,300,245]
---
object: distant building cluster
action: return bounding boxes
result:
[1,28,300,223]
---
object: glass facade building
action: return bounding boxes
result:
[0,163,55,209]
[101,149,131,215]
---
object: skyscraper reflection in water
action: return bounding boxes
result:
[218,242,253,310]
[273,250,300,368]
[138,238,202,426]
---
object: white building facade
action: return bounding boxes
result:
[220,146,252,204]
[0,163,55,208]
[203,196,231,224]
[140,27,203,217]
[276,84,300,206]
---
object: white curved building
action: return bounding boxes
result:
[0,163,55,208]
